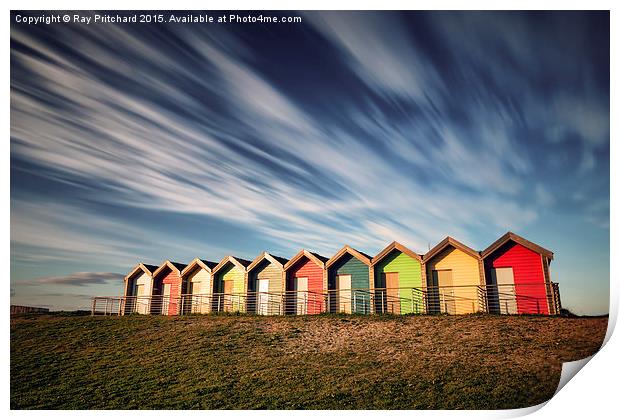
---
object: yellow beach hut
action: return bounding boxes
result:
[212,256,252,312]
[423,237,485,314]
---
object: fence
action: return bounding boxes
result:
[10,305,50,315]
[92,282,560,316]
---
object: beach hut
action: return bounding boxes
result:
[372,241,424,314]
[212,256,251,313]
[180,258,218,314]
[283,250,328,315]
[481,232,556,315]
[151,261,188,315]
[326,245,372,314]
[423,237,484,314]
[123,263,158,314]
[246,252,289,315]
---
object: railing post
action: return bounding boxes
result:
[381,290,385,314]
[91,298,96,316]
[441,290,445,314]
[484,285,488,313]
[326,292,329,314]
[327,291,337,312]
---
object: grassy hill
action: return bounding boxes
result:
[11,313,607,409]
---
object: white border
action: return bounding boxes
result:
[4,1,616,419]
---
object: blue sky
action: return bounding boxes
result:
[10,11,609,315]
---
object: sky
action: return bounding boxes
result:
[10,11,609,315]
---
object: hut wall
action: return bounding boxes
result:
[374,250,423,314]
[425,247,481,314]
[328,254,370,314]
[286,257,325,314]
[186,268,212,313]
[216,263,246,312]
[247,260,283,314]
[153,269,182,316]
[250,260,283,294]
[486,242,549,314]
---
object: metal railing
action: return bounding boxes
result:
[92,282,560,316]
[326,289,374,315]
[484,282,557,315]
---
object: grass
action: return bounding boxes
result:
[10,312,607,409]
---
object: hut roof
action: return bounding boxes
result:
[481,231,553,260]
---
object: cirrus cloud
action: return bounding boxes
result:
[32,272,124,287]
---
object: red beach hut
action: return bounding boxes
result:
[151,260,187,315]
[283,250,328,315]
[481,232,556,315]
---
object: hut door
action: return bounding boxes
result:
[162,283,172,315]
[428,271,440,314]
[257,278,269,315]
[190,281,201,313]
[336,275,352,314]
[434,270,455,314]
[384,272,400,314]
[492,267,517,314]
[224,280,234,312]
[295,277,308,315]
[134,283,145,314]
[201,277,212,314]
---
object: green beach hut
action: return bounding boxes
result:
[326,245,373,314]
[372,241,424,314]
